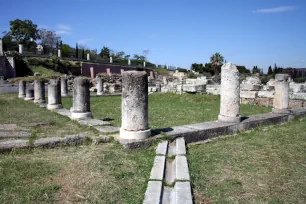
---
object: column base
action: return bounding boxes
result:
[61,93,68,97]
[97,92,104,96]
[218,114,241,123]
[120,128,151,140]
[272,108,291,114]
[24,97,34,101]
[47,104,63,110]
[34,99,46,104]
[18,95,25,98]
[71,111,92,120]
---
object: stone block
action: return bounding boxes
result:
[240,98,256,105]
[255,98,273,107]
[262,85,274,91]
[240,84,260,91]
[176,155,190,181]
[176,137,186,155]
[258,91,274,98]
[149,156,166,180]
[240,91,258,99]
[156,141,168,155]
[289,100,304,109]
[183,84,205,93]
[206,85,220,95]
[143,181,162,204]
[174,182,193,204]
[290,93,306,100]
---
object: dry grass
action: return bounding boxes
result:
[0,94,96,139]
[188,117,306,203]
[0,143,155,204]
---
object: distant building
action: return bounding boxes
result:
[283,68,306,78]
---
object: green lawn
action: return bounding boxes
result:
[0,144,154,204]
[188,117,306,203]
[62,93,272,129]
[0,94,96,139]
[30,66,62,77]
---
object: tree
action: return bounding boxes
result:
[210,52,224,74]
[76,43,79,58]
[236,65,250,73]
[7,19,40,44]
[268,66,273,75]
[99,46,110,58]
[142,49,150,61]
[124,54,130,60]
[38,29,60,54]
[252,66,260,74]
[115,51,125,59]
[62,44,72,57]
[191,63,204,73]
[82,49,85,59]
[133,54,140,60]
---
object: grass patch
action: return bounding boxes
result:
[0,144,154,203]
[30,65,62,77]
[188,117,306,203]
[0,94,95,138]
[62,93,271,129]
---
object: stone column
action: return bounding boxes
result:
[87,53,90,60]
[128,59,131,65]
[61,76,68,96]
[18,80,26,98]
[0,39,3,56]
[18,44,23,54]
[272,74,290,113]
[120,71,151,139]
[47,79,63,110]
[71,78,92,120]
[34,80,46,104]
[143,61,146,67]
[218,63,241,123]
[156,83,161,92]
[24,84,34,101]
[58,49,62,58]
[110,57,113,63]
[96,76,104,95]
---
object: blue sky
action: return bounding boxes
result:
[0,0,305,71]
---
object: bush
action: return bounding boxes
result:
[294,77,306,83]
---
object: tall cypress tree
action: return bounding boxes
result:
[76,43,79,58]
[82,49,85,59]
[268,66,273,75]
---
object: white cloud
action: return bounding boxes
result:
[55,30,71,35]
[253,6,297,13]
[77,38,93,45]
[55,24,72,35]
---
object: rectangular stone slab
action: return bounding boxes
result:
[143,181,163,204]
[156,141,168,155]
[176,155,190,181]
[149,156,166,180]
[175,137,186,155]
[174,182,193,204]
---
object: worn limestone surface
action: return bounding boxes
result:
[96,76,104,95]
[61,76,68,96]
[218,63,241,123]
[71,78,92,119]
[18,80,26,98]
[120,71,150,139]
[34,80,45,104]
[273,74,290,113]
[47,79,62,110]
